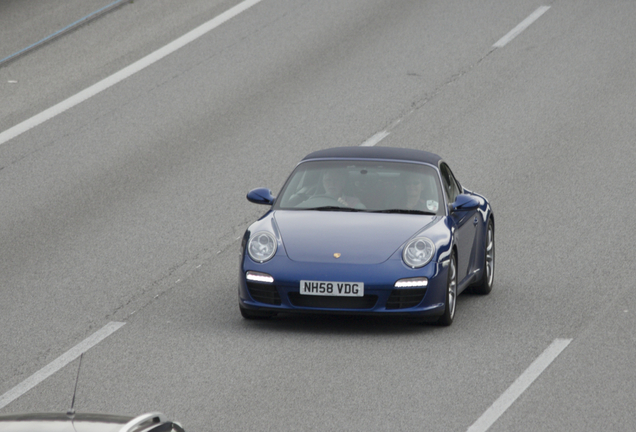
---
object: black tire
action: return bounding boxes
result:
[472,219,495,295]
[239,305,276,320]
[437,251,457,326]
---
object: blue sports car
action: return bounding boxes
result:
[239,146,494,325]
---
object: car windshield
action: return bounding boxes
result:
[275,159,444,215]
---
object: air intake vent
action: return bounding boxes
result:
[386,289,427,309]
[247,282,281,305]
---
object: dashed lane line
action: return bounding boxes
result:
[467,338,572,432]
[0,0,263,147]
[493,6,551,49]
[0,321,126,409]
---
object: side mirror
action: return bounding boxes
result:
[247,188,275,205]
[450,194,480,212]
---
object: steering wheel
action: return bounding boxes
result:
[295,194,341,208]
[287,185,319,206]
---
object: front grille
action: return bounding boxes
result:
[385,288,427,309]
[288,293,378,309]
[247,282,281,305]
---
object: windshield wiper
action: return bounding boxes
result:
[301,206,363,212]
[372,209,436,215]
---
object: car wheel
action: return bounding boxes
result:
[472,219,495,295]
[437,251,457,326]
[239,305,276,320]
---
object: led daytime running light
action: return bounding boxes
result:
[394,278,428,288]
[246,271,274,283]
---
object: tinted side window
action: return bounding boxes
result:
[448,167,462,195]
[440,163,460,204]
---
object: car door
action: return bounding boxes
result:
[440,163,477,285]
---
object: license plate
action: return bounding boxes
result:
[299,280,364,297]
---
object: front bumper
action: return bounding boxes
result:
[239,254,448,318]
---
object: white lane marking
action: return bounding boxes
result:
[0,0,263,147]
[493,6,551,48]
[467,338,572,432]
[361,130,390,147]
[0,321,125,409]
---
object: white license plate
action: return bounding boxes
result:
[299,280,364,297]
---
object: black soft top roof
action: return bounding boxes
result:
[301,146,443,166]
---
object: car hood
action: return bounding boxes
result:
[274,210,437,264]
[0,413,132,432]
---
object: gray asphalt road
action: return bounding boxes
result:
[1,0,635,431]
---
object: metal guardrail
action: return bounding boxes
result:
[0,0,130,68]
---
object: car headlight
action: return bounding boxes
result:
[247,231,277,263]
[402,237,435,268]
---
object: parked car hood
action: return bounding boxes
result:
[274,210,437,264]
[0,413,133,432]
